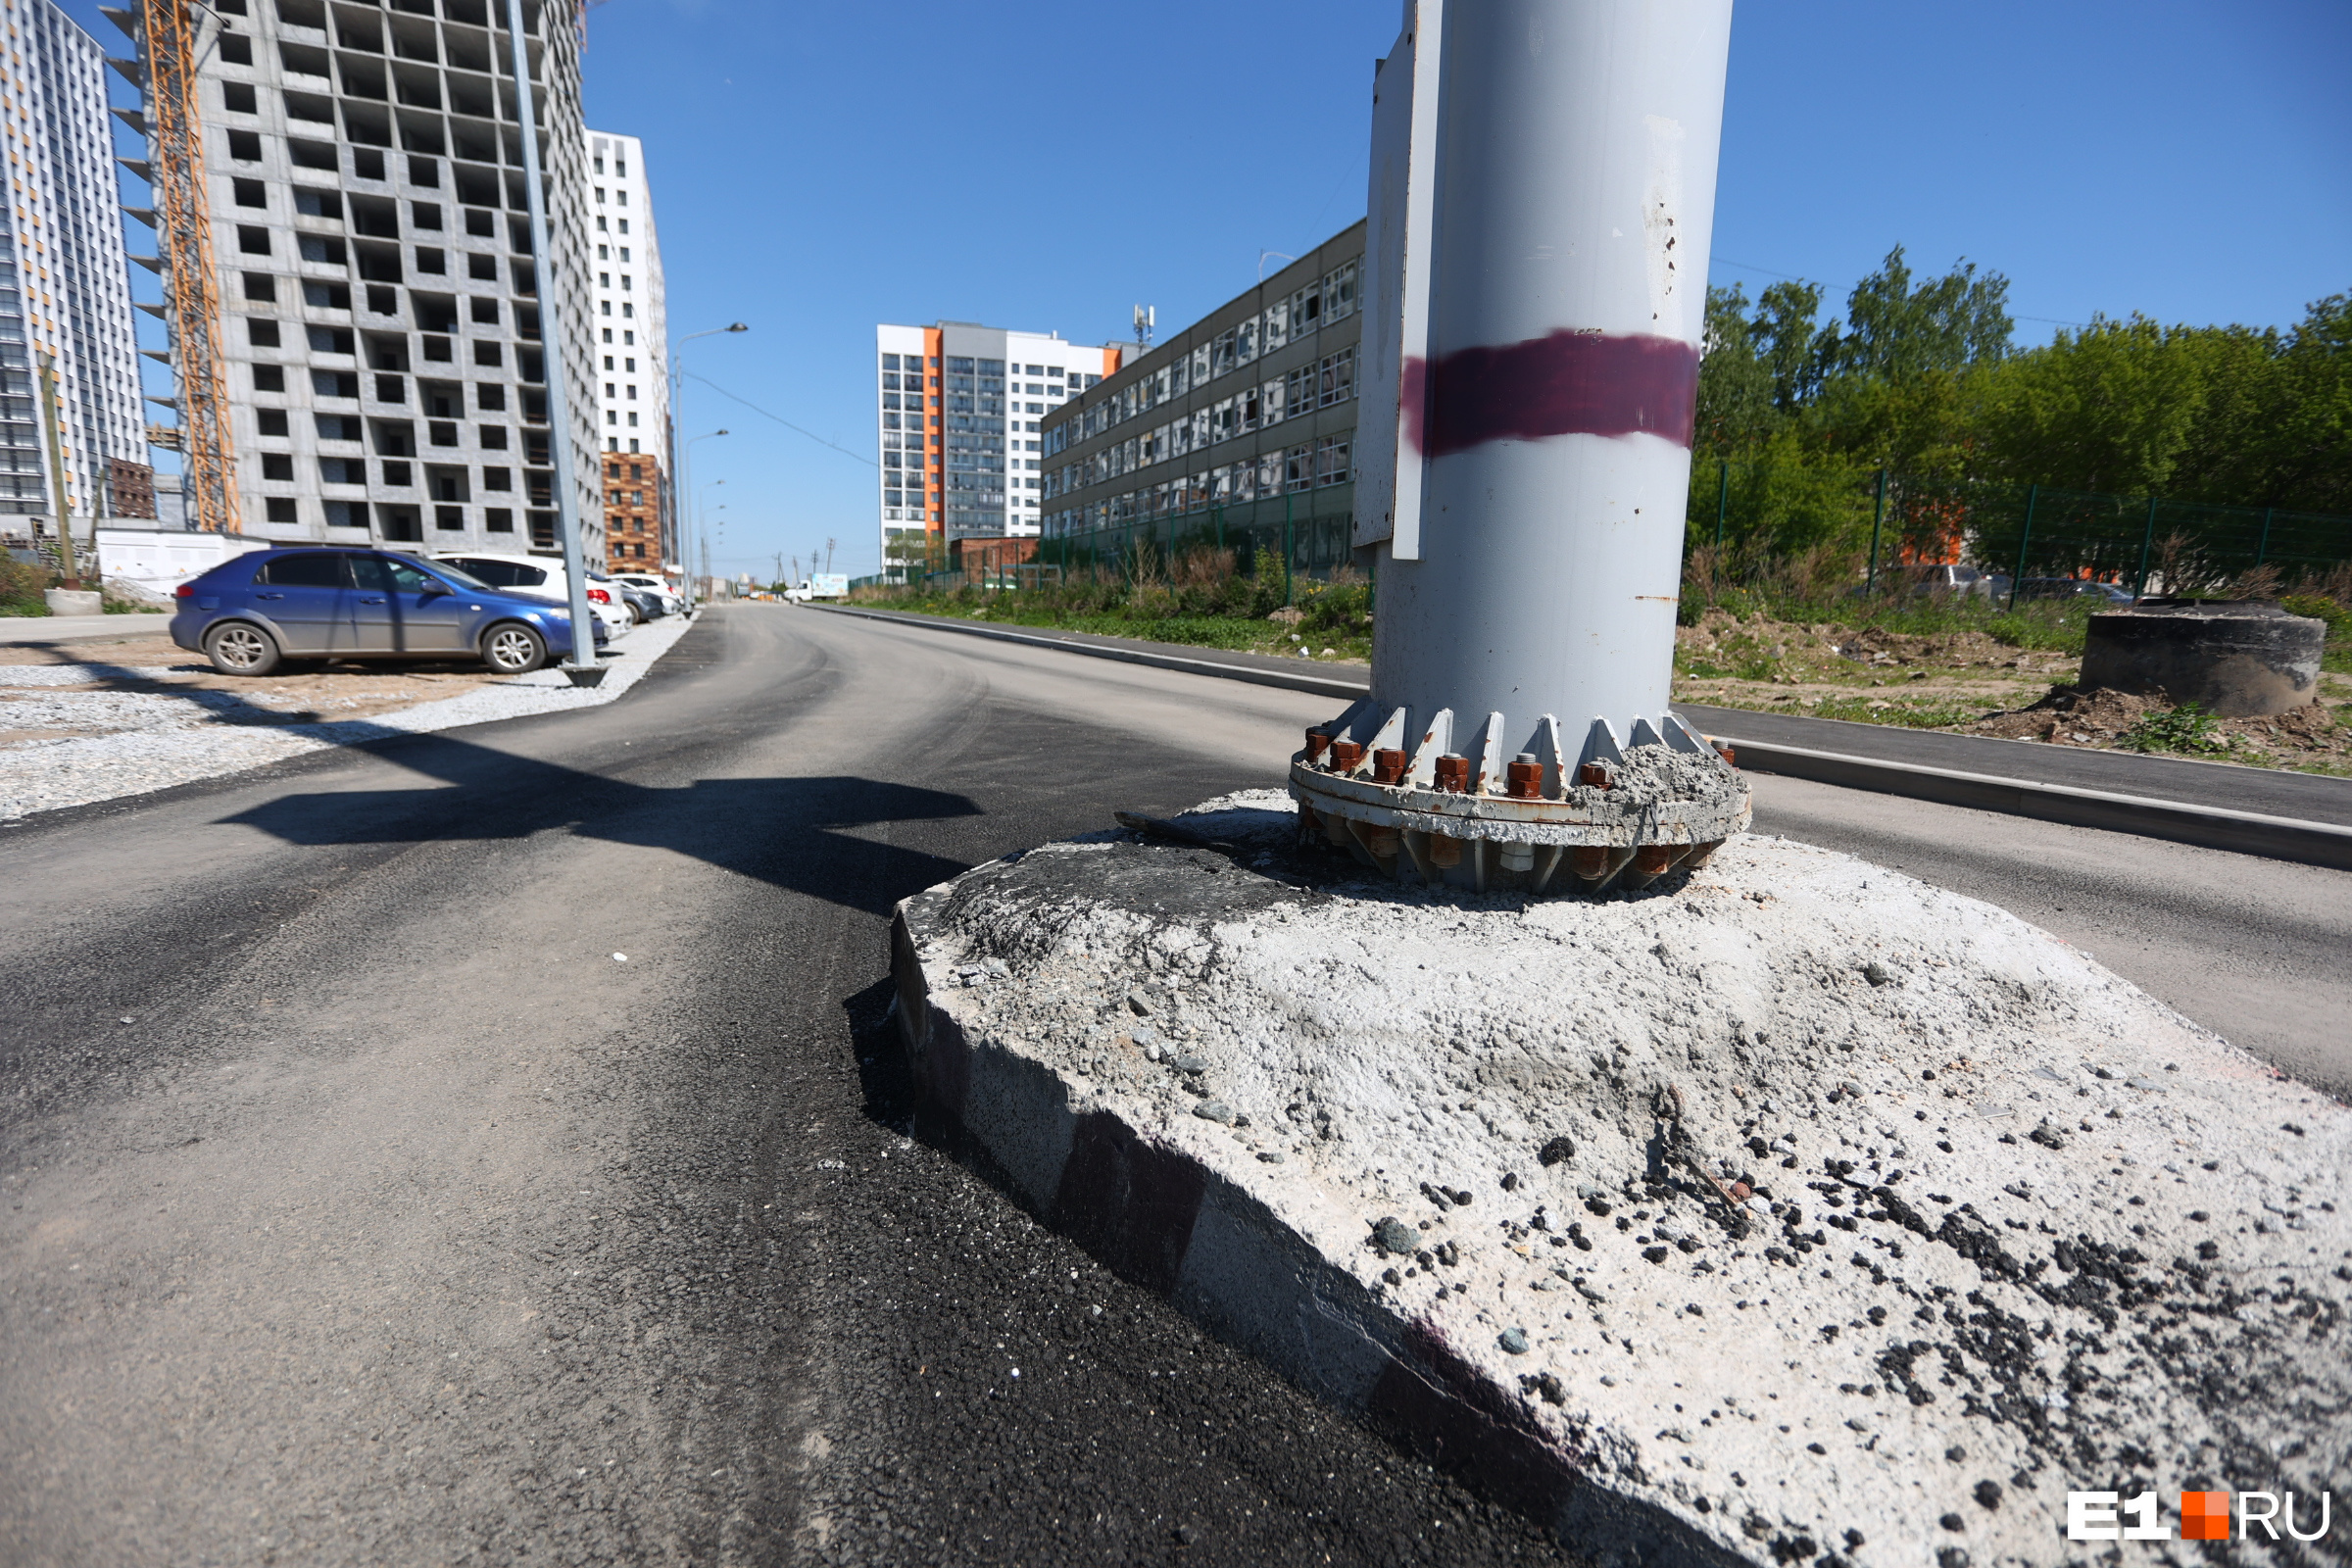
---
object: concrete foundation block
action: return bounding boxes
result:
[2080,599,2326,716]
[893,792,2350,1565]
[43,588,102,617]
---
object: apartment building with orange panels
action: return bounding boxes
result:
[874,319,1121,570]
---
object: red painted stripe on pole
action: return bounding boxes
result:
[1403,331,1701,456]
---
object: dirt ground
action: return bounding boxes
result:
[1969,682,2352,768]
[1671,607,2352,774]
[0,630,515,746]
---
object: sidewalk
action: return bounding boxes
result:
[0,612,171,644]
[1,611,705,822]
[819,603,2352,861]
[1677,701,2352,829]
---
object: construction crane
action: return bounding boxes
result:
[133,0,239,535]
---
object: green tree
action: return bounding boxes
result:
[2188,293,2352,513]
[1967,315,2269,497]
[1693,284,1778,456]
[1819,245,2014,381]
[1752,278,1831,410]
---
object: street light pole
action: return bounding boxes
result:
[696,479,725,592]
[678,428,727,609]
[500,0,599,681]
[665,323,747,600]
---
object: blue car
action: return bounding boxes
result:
[171,546,609,676]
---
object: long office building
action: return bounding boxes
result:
[874,320,1121,569]
[0,0,149,541]
[110,0,600,553]
[1042,223,1363,565]
[584,126,664,570]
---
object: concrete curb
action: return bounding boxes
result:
[811,603,1367,699]
[1718,736,2352,872]
[819,603,2352,871]
[890,903,1743,1565]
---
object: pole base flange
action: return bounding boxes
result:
[1289,698,1751,896]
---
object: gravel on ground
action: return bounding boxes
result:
[0,612,700,820]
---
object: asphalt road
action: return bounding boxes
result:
[4,604,2346,1567]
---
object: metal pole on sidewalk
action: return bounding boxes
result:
[1283,491,1294,607]
[1865,466,1886,594]
[502,0,598,679]
[37,353,79,587]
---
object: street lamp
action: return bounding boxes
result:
[666,323,748,600]
[703,505,727,594]
[679,428,728,607]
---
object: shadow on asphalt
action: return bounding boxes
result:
[218,730,983,917]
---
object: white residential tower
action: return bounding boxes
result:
[585,126,665,570]
[0,0,149,542]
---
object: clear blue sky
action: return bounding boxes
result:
[69,0,2352,580]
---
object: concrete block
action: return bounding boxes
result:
[894,792,2350,1565]
[2080,599,2327,716]
[43,588,102,617]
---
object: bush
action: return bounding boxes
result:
[0,553,48,616]
[2120,703,2228,756]
[2281,593,2348,640]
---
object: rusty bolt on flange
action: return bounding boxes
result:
[1289,700,1752,897]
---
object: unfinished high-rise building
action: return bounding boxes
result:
[584,126,665,572]
[0,0,150,546]
[107,0,599,553]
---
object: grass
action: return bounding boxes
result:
[2118,704,2230,756]
[858,545,1375,663]
[861,549,2352,772]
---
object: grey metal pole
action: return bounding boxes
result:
[1865,466,1886,595]
[2009,484,2037,612]
[37,353,79,586]
[501,0,598,678]
[667,326,746,612]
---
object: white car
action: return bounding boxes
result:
[610,571,683,615]
[427,552,633,640]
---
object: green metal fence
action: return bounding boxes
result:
[1690,458,2352,599]
[853,466,2352,602]
[855,482,1360,604]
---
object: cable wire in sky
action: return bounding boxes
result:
[687,373,877,466]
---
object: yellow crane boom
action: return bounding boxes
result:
[139,0,238,535]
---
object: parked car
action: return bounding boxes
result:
[590,569,663,624]
[171,547,607,676]
[1850,564,1996,599]
[2012,577,2135,605]
[610,571,682,615]
[427,552,633,638]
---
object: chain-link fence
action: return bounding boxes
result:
[857,484,1361,604]
[1689,459,2352,601]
